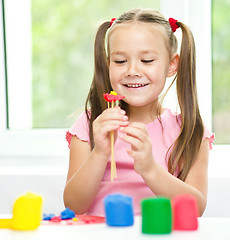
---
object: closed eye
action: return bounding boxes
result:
[114,60,127,64]
[141,59,154,63]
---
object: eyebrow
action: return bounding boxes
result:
[110,51,126,56]
[140,50,159,55]
[110,50,158,56]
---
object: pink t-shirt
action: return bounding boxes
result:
[66,108,214,216]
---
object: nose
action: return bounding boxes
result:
[125,61,142,78]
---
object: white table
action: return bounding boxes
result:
[0,217,230,240]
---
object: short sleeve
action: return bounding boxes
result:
[203,127,215,150]
[65,111,90,148]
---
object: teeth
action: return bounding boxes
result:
[126,84,147,88]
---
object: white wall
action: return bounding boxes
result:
[203,145,230,217]
[1,146,230,217]
[0,157,67,215]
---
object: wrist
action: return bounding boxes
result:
[139,160,158,182]
[92,146,110,162]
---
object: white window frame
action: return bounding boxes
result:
[2,0,32,129]
[0,0,68,160]
[0,0,7,131]
[0,0,229,169]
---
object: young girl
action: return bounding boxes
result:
[64,9,214,216]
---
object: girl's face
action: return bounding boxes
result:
[109,23,172,109]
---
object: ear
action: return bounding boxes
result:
[167,53,179,77]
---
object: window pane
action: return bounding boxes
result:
[212,0,230,144]
[32,0,160,128]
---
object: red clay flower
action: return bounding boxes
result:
[103,91,125,102]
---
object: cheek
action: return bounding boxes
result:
[152,61,170,80]
[109,66,120,82]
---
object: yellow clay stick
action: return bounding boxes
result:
[110,101,117,181]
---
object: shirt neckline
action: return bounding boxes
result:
[145,108,171,129]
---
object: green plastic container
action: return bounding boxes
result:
[141,197,172,234]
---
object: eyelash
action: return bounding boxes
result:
[114,59,154,64]
[114,60,127,64]
[141,59,154,63]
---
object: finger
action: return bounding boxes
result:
[120,133,143,151]
[120,125,147,142]
[101,120,129,129]
[95,118,129,138]
[100,124,120,134]
[128,122,148,133]
[126,148,142,161]
[127,148,135,158]
[104,106,126,116]
[99,108,128,123]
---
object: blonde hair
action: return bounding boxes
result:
[85,9,204,181]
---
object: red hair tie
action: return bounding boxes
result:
[168,18,179,32]
[109,18,116,27]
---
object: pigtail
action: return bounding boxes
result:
[85,21,112,149]
[168,22,204,180]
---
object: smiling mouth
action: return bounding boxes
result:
[124,83,149,88]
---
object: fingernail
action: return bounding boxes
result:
[120,127,125,132]
[119,133,125,139]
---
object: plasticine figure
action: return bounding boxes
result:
[0,192,43,230]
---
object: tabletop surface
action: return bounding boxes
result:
[0,217,230,240]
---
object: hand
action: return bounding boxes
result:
[120,122,155,176]
[93,106,129,157]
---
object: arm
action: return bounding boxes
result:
[63,137,108,214]
[120,122,209,216]
[142,140,209,216]
[63,107,128,214]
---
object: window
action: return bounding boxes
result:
[1,0,224,163]
[5,0,161,130]
[212,0,230,144]
[0,0,161,159]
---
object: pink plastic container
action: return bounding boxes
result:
[172,194,199,231]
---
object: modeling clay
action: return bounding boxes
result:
[103,91,125,102]
[172,194,198,230]
[75,215,105,224]
[42,215,104,226]
[50,216,62,223]
[0,219,11,228]
[43,213,55,220]
[42,207,105,226]
[60,207,75,220]
[104,193,134,227]
[11,192,43,230]
[141,197,172,234]
[0,192,43,230]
